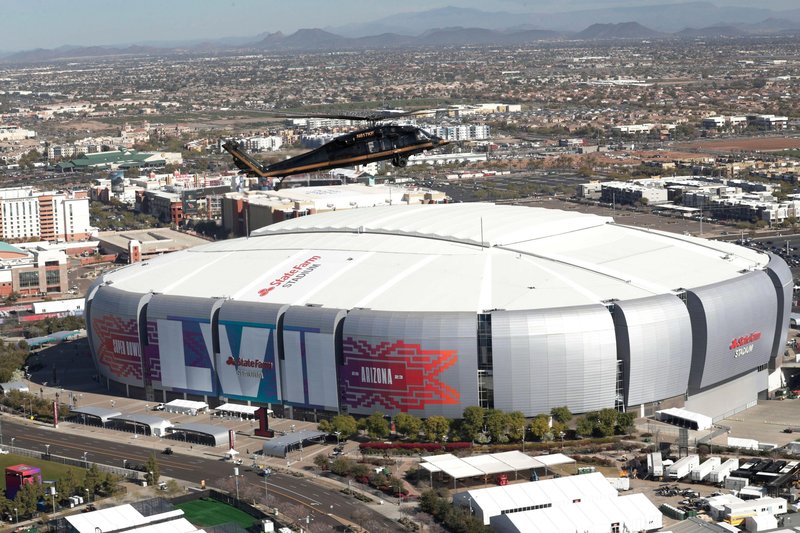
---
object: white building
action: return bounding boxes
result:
[0,125,36,141]
[431,125,490,141]
[242,136,283,152]
[0,187,92,242]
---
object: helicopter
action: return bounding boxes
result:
[222,109,448,188]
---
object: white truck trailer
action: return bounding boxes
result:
[708,458,740,484]
[648,452,664,479]
[667,454,700,480]
[690,456,721,482]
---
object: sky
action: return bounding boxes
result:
[3,0,798,51]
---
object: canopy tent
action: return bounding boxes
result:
[166,423,229,446]
[421,451,565,488]
[214,403,265,419]
[261,430,326,458]
[109,413,174,437]
[70,406,122,425]
[164,399,208,415]
[656,407,713,431]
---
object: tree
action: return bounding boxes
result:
[506,411,527,442]
[485,409,509,443]
[528,414,551,441]
[314,454,330,471]
[393,412,422,439]
[616,412,636,435]
[14,482,40,518]
[144,453,160,486]
[424,416,450,442]
[596,408,619,437]
[330,414,358,438]
[550,406,572,424]
[365,412,390,439]
[57,469,80,503]
[460,405,486,442]
[84,463,103,496]
[575,416,594,438]
[318,419,332,433]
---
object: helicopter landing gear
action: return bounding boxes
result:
[392,156,408,168]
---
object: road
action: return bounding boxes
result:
[0,418,397,532]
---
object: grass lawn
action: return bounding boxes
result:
[0,454,86,483]
[176,498,257,529]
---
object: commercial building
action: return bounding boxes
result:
[0,187,92,242]
[0,242,70,298]
[86,204,789,421]
[221,184,447,237]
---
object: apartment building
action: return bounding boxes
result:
[0,187,91,242]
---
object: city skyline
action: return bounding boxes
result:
[4,0,800,52]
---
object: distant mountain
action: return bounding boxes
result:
[534,2,775,33]
[740,17,800,34]
[675,25,745,38]
[330,2,780,35]
[4,44,163,62]
[329,6,532,37]
[575,22,665,40]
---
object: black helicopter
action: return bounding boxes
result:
[222,109,448,187]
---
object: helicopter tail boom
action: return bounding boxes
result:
[222,141,268,177]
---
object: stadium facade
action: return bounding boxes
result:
[86,203,791,421]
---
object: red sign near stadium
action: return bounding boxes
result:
[340,339,459,412]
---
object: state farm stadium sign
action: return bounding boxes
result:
[258,255,322,297]
[226,356,273,378]
[730,331,761,358]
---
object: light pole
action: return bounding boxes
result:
[13,507,17,523]
[83,451,88,466]
[334,431,341,446]
[521,426,526,453]
[86,488,90,503]
[263,468,270,502]
[45,444,50,458]
[10,437,14,450]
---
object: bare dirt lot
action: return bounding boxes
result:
[676,136,800,152]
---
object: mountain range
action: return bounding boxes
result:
[3,2,800,62]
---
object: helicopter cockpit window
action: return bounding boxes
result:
[367,141,377,153]
[416,130,431,141]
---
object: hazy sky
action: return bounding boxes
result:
[3,0,798,51]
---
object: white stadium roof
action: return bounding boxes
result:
[100,203,768,313]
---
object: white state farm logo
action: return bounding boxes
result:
[258,255,321,297]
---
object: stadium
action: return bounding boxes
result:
[86,203,791,422]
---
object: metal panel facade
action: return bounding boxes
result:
[340,310,478,418]
[87,285,150,386]
[217,301,286,403]
[281,306,345,411]
[766,254,792,363]
[687,272,777,391]
[145,295,219,395]
[492,305,617,416]
[613,295,692,407]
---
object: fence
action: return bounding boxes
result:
[4,444,144,481]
